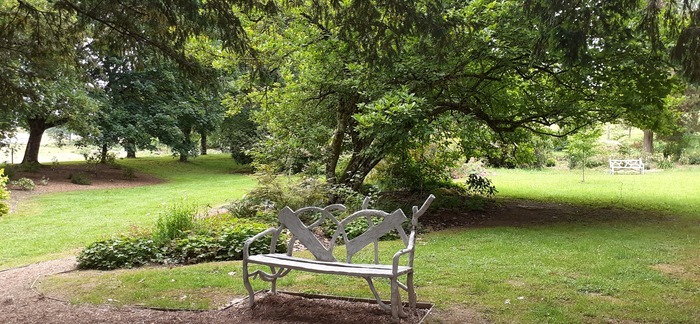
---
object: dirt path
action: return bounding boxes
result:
[0,257,435,324]
[0,257,246,323]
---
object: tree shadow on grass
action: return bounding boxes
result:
[421,198,679,231]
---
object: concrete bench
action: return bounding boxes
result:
[609,158,645,174]
[242,195,435,322]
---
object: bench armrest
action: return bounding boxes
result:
[392,231,417,274]
[243,227,279,260]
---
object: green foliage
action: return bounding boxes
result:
[122,167,136,180]
[213,107,259,165]
[545,158,556,167]
[452,158,498,197]
[373,140,459,192]
[0,169,9,217]
[679,150,700,165]
[464,174,497,197]
[69,173,92,185]
[1,166,15,179]
[77,218,282,270]
[153,199,200,244]
[653,155,675,169]
[77,236,164,270]
[227,170,330,224]
[17,163,40,173]
[11,177,35,191]
[168,221,284,264]
[567,127,603,182]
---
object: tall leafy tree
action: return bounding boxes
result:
[0,1,99,164]
[236,0,687,192]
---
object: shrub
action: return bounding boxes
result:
[465,174,497,197]
[77,218,280,270]
[227,171,329,223]
[11,177,35,191]
[679,151,700,165]
[167,221,285,264]
[77,236,164,270]
[454,158,497,197]
[153,199,200,243]
[2,166,16,179]
[69,173,92,185]
[545,157,556,167]
[122,167,136,180]
[0,169,9,216]
[656,157,675,169]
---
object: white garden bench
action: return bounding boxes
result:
[242,194,435,322]
[609,158,645,174]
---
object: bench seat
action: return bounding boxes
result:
[247,253,413,277]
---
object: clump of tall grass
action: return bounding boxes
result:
[152,198,201,243]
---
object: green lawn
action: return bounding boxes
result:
[15,163,700,322]
[490,167,700,217]
[0,154,256,269]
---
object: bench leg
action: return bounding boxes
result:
[391,277,400,322]
[270,267,278,294]
[407,272,416,312]
[242,260,256,307]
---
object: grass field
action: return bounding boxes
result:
[7,161,700,322]
[0,154,255,268]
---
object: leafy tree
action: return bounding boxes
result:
[0,1,100,164]
[567,127,603,183]
[2,0,265,163]
[87,59,225,162]
[659,86,700,159]
[234,1,684,194]
[214,106,260,164]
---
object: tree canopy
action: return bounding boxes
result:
[1,0,700,193]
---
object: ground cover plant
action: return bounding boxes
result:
[76,199,285,270]
[0,154,256,269]
[36,164,700,323]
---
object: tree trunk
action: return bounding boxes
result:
[200,132,208,156]
[325,95,358,186]
[179,126,192,162]
[124,141,136,158]
[100,144,109,163]
[21,118,50,165]
[643,129,654,154]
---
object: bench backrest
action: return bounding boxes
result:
[609,158,644,168]
[276,195,435,264]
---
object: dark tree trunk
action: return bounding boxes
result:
[21,118,50,165]
[100,144,109,163]
[124,141,136,158]
[179,126,192,162]
[643,129,654,154]
[200,132,207,155]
